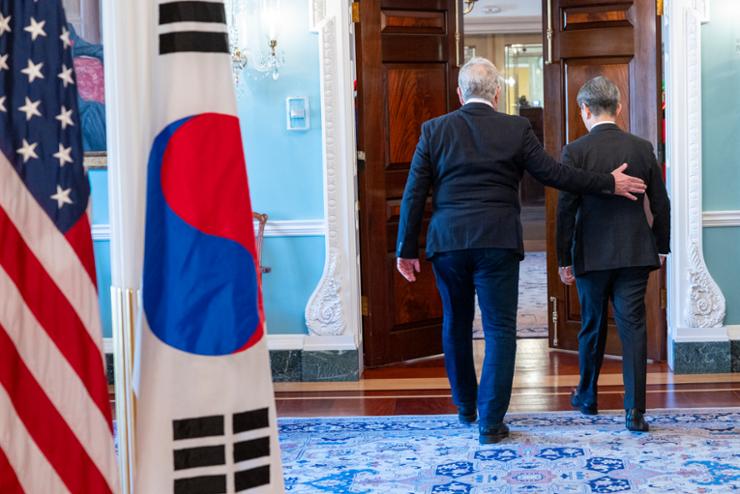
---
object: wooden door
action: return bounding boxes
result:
[543,0,667,360]
[356,0,462,367]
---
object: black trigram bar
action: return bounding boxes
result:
[235,465,270,492]
[160,31,229,54]
[174,445,226,471]
[173,415,224,440]
[174,474,227,494]
[233,437,270,463]
[159,1,226,24]
[233,408,269,434]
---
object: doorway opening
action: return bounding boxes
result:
[464,17,548,342]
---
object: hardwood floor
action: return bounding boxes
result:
[275,339,740,417]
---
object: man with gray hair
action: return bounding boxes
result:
[395,58,648,444]
[557,76,670,432]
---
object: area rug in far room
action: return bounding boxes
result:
[279,409,740,493]
[474,251,548,339]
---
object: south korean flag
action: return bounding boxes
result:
[107,1,285,492]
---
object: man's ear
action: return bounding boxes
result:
[457,87,465,106]
[493,85,501,109]
[615,102,623,118]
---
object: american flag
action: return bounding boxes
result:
[0,1,119,493]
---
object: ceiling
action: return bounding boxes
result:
[464,0,543,34]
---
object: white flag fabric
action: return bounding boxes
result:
[104,1,284,493]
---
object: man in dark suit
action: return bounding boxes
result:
[395,58,648,444]
[556,76,671,432]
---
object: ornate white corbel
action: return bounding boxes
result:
[304,1,361,343]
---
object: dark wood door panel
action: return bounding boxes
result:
[358,0,461,367]
[386,64,448,167]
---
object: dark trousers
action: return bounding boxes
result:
[575,267,651,411]
[431,248,520,430]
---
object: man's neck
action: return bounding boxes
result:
[590,119,616,130]
[465,97,495,109]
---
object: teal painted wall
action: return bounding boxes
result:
[88,0,325,337]
[704,229,740,325]
[701,0,740,326]
[238,0,324,221]
[701,0,740,211]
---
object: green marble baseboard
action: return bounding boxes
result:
[270,350,360,382]
[672,341,733,374]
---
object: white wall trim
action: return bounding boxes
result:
[106,334,359,352]
[727,325,740,340]
[93,219,327,241]
[464,16,541,35]
[303,0,363,358]
[703,210,740,228]
[665,0,727,364]
[92,224,112,241]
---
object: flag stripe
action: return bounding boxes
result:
[0,329,111,494]
[0,208,112,423]
[173,415,225,440]
[159,31,229,54]
[0,387,71,494]
[0,267,118,490]
[159,1,226,24]
[0,157,103,350]
[174,475,226,494]
[234,465,270,492]
[173,445,225,471]
[64,213,98,287]
[233,437,270,463]
[233,408,269,434]
[0,447,25,494]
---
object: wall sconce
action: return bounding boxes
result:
[463,0,479,15]
[225,0,286,86]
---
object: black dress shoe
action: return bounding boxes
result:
[458,407,477,425]
[479,423,510,444]
[570,389,598,415]
[626,409,649,432]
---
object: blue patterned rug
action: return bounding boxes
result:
[278,409,740,493]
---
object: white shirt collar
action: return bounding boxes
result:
[590,120,616,130]
[465,98,495,109]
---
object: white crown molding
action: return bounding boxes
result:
[703,210,740,228]
[464,15,541,35]
[665,0,726,363]
[92,219,327,241]
[303,0,362,354]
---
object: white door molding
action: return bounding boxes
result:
[665,0,727,355]
[303,0,363,353]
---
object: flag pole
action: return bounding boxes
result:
[111,288,137,494]
[102,0,152,490]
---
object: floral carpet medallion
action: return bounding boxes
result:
[278,409,740,493]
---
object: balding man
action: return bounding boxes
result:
[396,57,647,444]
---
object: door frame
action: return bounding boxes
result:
[298,0,364,365]
[663,0,729,368]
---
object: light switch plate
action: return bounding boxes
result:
[286,97,310,131]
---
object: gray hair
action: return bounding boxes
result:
[576,76,620,116]
[458,57,500,103]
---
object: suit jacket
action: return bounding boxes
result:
[556,123,671,275]
[396,103,615,260]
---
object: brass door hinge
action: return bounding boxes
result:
[361,295,369,316]
[549,296,559,347]
[660,288,667,310]
[657,0,664,16]
[352,2,360,23]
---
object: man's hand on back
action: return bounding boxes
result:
[559,266,576,286]
[397,258,421,282]
[611,163,646,200]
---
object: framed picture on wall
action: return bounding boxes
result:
[63,0,107,168]
[464,45,476,63]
